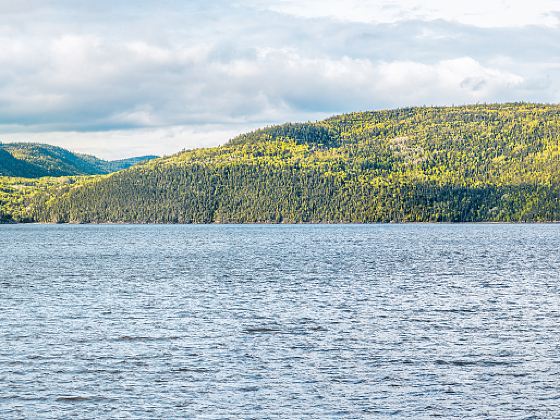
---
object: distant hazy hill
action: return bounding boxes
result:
[0,143,157,177]
[2,103,560,223]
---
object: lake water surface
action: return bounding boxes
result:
[1,224,560,418]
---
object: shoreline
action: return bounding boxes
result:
[3,220,560,226]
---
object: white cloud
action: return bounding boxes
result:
[257,0,560,27]
[375,58,524,103]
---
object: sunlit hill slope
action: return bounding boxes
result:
[1,103,559,223]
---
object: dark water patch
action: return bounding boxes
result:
[55,396,92,402]
[113,335,183,342]
[170,367,213,373]
[237,386,260,392]
[243,327,282,335]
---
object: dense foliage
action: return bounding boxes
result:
[0,143,157,177]
[1,103,560,223]
[0,176,78,223]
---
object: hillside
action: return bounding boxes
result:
[3,103,560,223]
[0,143,157,177]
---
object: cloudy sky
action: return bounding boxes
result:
[1,0,559,159]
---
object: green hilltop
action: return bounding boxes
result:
[2,103,560,223]
[0,142,157,178]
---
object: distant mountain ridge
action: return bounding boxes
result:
[0,143,157,177]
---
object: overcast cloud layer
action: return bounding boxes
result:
[1,0,559,158]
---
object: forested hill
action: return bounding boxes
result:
[4,103,560,223]
[0,143,157,177]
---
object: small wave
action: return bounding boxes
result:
[113,335,182,342]
[309,325,328,331]
[435,359,478,367]
[237,386,259,392]
[434,359,514,367]
[171,367,212,373]
[243,327,281,334]
[56,396,91,402]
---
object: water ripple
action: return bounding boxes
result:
[1,224,559,419]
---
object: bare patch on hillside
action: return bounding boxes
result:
[388,136,425,165]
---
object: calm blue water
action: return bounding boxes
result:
[1,224,559,419]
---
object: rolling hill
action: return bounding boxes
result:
[2,103,560,223]
[0,143,157,178]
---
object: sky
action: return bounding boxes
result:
[1,0,559,159]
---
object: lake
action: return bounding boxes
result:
[1,224,559,418]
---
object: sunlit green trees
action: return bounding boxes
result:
[2,103,560,223]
